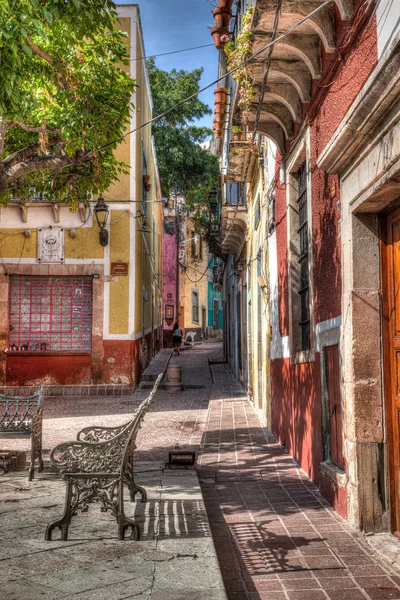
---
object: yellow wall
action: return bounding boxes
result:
[0,230,37,258]
[133,19,163,337]
[183,223,209,332]
[109,210,130,334]
[0,7,163,360]
[65,227,104,259]
[245,157,271,426]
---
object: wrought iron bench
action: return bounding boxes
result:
[45,374,162,542]
[0,386,44,480]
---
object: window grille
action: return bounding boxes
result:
[9,275,93,352]
[297,162,310,351]
[192,291,199,323]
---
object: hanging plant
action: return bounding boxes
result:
[224,8,255,122]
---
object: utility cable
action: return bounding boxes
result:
[251,0,282,143]
[184,254,215,284]
[4,0,334,198]
[130,43,214,61]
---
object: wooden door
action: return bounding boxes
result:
[324,344,344,469]
[383,206,400,535]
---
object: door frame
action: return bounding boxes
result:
[381,206,400,534]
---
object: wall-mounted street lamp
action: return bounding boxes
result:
[93,194,109,247]
[135,211,150,233]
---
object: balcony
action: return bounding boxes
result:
[227,134,258,183]
[219,203,247,259]
[229,0,354,153]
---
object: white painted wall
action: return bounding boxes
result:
[0,206,92,229]
[376,0,400,58]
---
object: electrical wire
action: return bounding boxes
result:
[130,43,214,61]
[4,0,334,198]
[184,254,215,284]
[251,0,282,143]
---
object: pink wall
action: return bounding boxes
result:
[162,221,177,331]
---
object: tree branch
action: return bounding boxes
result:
[27,39,69,89]
[1,155,73,188]
[0,119,6,160]
[16,122,60,134]
[27,39,55,66]
[2,137,64,168]
[0,149,91,191]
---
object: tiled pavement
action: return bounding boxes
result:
[198,360,400,600]
[2,342,400,600]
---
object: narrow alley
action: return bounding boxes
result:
[2,0,400,596]
[2,343,400,600]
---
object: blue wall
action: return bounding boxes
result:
[208,282,223,329]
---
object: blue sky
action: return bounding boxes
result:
[118,1,218,129]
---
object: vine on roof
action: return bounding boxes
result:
[224,8,255,123]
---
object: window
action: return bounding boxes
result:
[287,139,314,361]
[297,162,310,351]
[9,275,93,352]
[191,231,196,259]
[192,290,199,323]
[254,193,260,229]
[152,214,155,258]
[225,182,246,206]
[213,299,219,329]
[142,144,148,214]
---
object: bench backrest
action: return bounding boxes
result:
[50,374,162,474]
[0,387,43,433]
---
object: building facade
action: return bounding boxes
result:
[211,0,400,534]
[162,196,223,346]
[0,5,163,387]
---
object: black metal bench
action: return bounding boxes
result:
[45,374,162,542]
[0,387,44,480]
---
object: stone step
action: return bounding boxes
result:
[141,348,173,381]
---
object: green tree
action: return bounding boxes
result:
[0,0,136,206]
[147,57,219,213]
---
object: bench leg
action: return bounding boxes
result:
[45,480,73,541]
[28,460,34,482]
[117,480,140,541]
[30,413,43,481]
[125,460,147,502]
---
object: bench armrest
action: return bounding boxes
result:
[77,423,131,442]
[50,422,134,474]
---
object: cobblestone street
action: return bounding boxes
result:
[2,343,400,599]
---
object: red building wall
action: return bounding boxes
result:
[6,331,160,387]
[270,7,377,518]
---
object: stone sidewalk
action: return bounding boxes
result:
[2,342,400,600]
[198,361,400,600]
[0,343,226,600]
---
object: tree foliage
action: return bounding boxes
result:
[0,0,136,206]
[147,57,219,208]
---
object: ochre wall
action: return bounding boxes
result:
[0,231,37,258]
[109,210,130,335]
[65,226,104,260]
[0,8,162,387]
